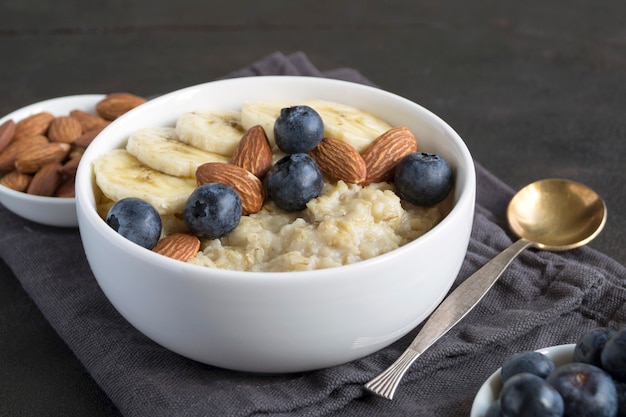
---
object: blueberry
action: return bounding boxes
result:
[500,373,564,417]
[106,197,162,249]
[265,153,324,211]
[573,327,615,367]
[601,328,626,382]
[394,152,453,206]
[183,183,242,239]
[501,351,556,383]
[273,105,324,154]
[547,362,618,417]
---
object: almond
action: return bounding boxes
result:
[60,155,82,176]
[308,137,367,184]
[0,119,16,153]
[54,175,76,198]
[69,109,109,131]
[48,116,84,143]
[231,125,273,179]
[96,93,147,121]
[15,142,71,174]
[73,123,108,148]
[152,233,201,262]
[362,126,418,185]
[0,134,49,171]
[27,162,62,196]
[0,170,32,192]
[13,112,55,142]
[196,162,265,215]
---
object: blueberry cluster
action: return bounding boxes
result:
[485,327,626,417]
[265,105,325,211]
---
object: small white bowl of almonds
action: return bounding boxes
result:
[75,76,476,373]
[0,93,146,227]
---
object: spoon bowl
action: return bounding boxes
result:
[507,178,607,250]
[365,178,607,399]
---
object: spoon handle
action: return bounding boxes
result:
[364,238,533,400]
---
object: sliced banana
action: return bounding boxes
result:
[175,111,245,156]
[126,127,229,178]
[93,149,197,216]
[303,100,392,153]
[240,101,284,148]
[240,100,392,154]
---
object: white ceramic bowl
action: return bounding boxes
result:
[75,76,476,373]
[470,344,576,417]
[0,95,104,227]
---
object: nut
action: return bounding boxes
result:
[27,162,62,196]
[0,170,32,192]
[15,142,71,174]
[196,162,265,215]
[96,93,147,121]
[0,119,16,153]
[231,125,273,179]
[13,112,55,142]
[362,126,418,184]
[308,137,367,184]
[48,116,84,143]
[60,156,82,176]
[73,123,109,148]
[152,233,201,262]
[70,109,109,131]
[54,175,76,198]
[0,134,49,171]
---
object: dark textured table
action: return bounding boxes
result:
[1,1,624,416]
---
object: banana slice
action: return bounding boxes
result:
[240,101,284,148]
[240,100,392,154]
[93,149,197,215]
[126,127,229,178]
[175,111,246,156]
[303,100,392,153]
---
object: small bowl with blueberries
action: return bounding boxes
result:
[471,326,626,417]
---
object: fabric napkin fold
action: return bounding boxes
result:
[1,51,625,417]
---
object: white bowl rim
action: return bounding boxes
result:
[76,76,476,282]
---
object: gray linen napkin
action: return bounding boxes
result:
[0,51,625,417]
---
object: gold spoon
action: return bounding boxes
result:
[365,178,607,400]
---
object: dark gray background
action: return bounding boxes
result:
[1,1,624,416]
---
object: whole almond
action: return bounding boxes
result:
[96,93,147,121]
[152,233,201,262]
[0,119,16,153]
[0,134,49,171]
[362,126,418,184]
[15,142,71,174]
[73,123,108,148]
[308,137,367,184]
[196,162,265,215]
[231,125,273,179]
[13,112,55,142]
[60,155,82,176]
[69,109,109,131]
[0,170,32,192]
[54,175,76,198]
[27,162,62,196]
[48,116,84,143]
